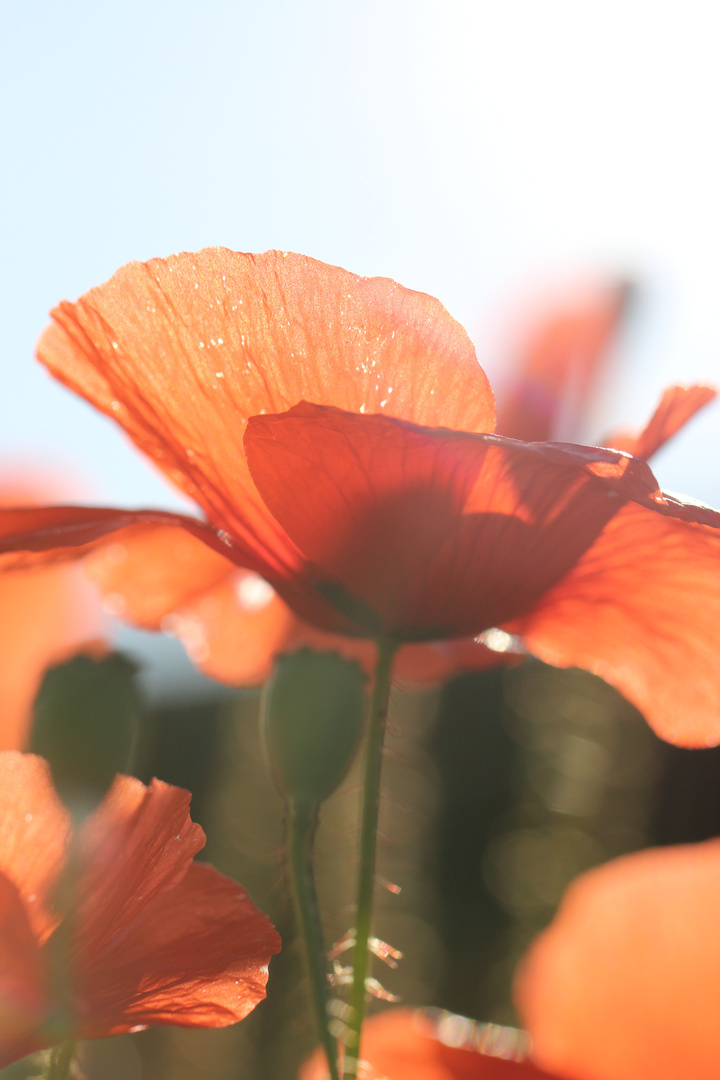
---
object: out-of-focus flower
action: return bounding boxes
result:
[299,1008,561,1079]
[497,281,630,444]
[1,250,719,744]
[0,475,104,751]
[515,838,720,1080]
[0,751,280,1069]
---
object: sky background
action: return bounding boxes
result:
[3,0,719,692]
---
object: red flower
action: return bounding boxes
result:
[0,751,280,1069]
[72,277,635,688]
[1,250,718,744]
[299,1008,561,1079]
[515,839,720,1080]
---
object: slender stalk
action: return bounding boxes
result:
[286,801,340,1080]
[343,638,397,1079]
[45,1040,76,1080]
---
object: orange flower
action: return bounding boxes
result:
[497,280,630,444]
[299,1008,561,1079]
[1,250,718,744]
[0,751,280,1069]
[0,474,104,752]
[514,839,720,1080]
[73,277,635,689]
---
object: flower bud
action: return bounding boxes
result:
[262,649,367,807]
[31,652,141,816]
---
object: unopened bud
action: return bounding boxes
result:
[31,653,141,816]
[262,649,366,807]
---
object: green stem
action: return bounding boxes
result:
[45,1040,76,1080]
[343,638,397,1079]
[286,801,340,1080]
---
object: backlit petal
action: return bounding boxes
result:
[300,1008,560,1079]
[0,873,47,1056]
[77,861,280,1037]
[498,282,629,443]
[246,404,653,639]
[515,839,720,1080]
[84,524,241,628]
[0,506,262,573]
[0,479,106,751]
[39,249,493,575]
[603,384,717,459]
[0,754,69,941]
[509,502,720,746]
[74,777,205,961]
[85,526,295,684]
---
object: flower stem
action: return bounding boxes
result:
[45,1040,76,1080]
[286,801,340,1080]
[343,638,397,1079]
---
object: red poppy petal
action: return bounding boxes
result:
[515,839,720,1080]
[84,526,296,683]
[508,501,720,746]
[0,873,47,1052]
[39,249,493,573]
[84,524,241,628]
[163,569,297,685]
[603,384,717,459]
[0,561,102,752]
[0,506,263,574]
[0,753,69,941]
[245,404,656,639]
[498,282,629,443]
[76,861,280,1037]
[74,777,205,960]
[299,1008,560,1079]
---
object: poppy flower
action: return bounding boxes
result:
[497,280,630,444]
[74,277,635,689]
[0,751,280,1069]
[0,474,105,752]
[514,838,720,1080]
[299,1007,561,1079]
[1,249,718,745]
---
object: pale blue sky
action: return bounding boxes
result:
[3,0,719,691]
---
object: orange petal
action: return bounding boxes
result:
[0,505,262,573]
[245,404,659,639]
[85,525,297,684]
[0,480,107,752]
[509,501,720,746]
[603,384,717,459]
[0,753,69,942]
[162,568,297,685]
[515,839,720,1080]
[74,776,205,962]
[84,524,241,628]
[498,282,630,443]
[0,559,102,752]
[299,1008,561,1079]
[38,249,494,574]
[76,861,280,1037]
[0,873,47,1057]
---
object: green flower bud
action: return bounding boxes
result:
[31,652,142,817]
[262,649,367,807]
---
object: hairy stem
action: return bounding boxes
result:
[45,1040,76,1080]
[343,638,397,1079]
[287,801,340,1080]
